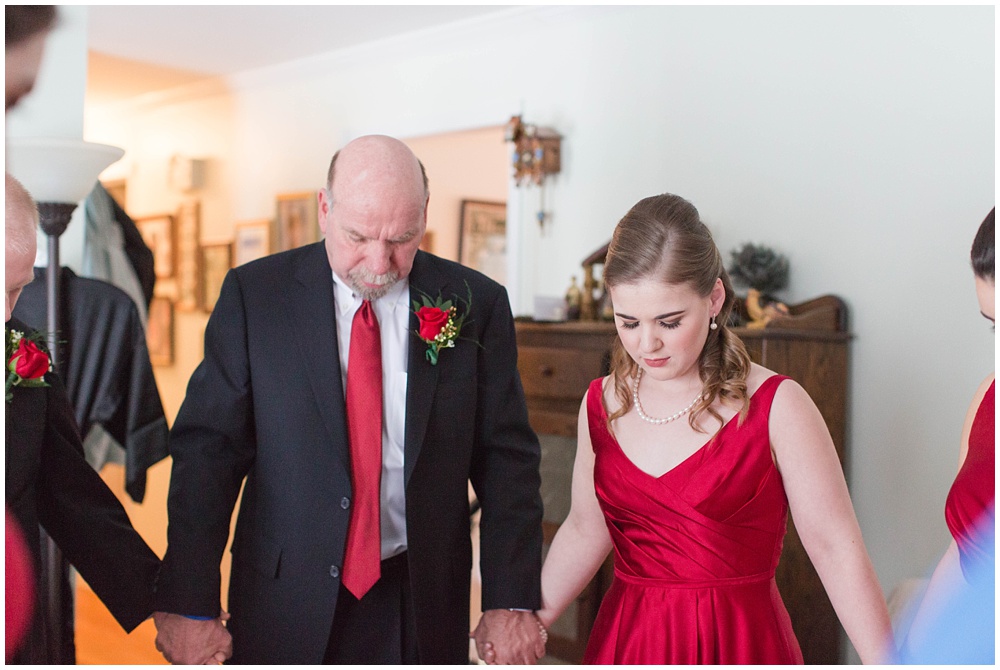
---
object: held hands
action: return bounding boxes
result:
[153,610,233,665]
[471,609,547,664]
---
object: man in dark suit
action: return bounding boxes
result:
[153,135,546,664]
[5,173,162,663]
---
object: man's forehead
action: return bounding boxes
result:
[340,218,421,241]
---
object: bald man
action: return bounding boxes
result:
[153,136,545,664]
[5,173,161,663]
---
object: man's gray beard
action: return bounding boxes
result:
[349,268,400,301]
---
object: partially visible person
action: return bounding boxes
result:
[480,193,894,664]
[5,6,58,661]
[901,207,994,661]
[5,173,163,664]
[5,5,56,111]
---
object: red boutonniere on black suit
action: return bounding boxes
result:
[5,327,51,403]
[412,283,475,365]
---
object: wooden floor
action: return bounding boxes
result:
[75,580,166,665]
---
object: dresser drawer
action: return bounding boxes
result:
[518,346,604,400]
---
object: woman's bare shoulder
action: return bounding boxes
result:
[745,363,784,396]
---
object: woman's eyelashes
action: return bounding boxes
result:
[618,320,682,330]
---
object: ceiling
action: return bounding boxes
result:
[86,6,515,102]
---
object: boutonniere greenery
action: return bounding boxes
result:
[6,327,51,403]
[412,283,474,366]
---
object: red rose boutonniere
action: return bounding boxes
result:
[412,284,474,366]
[6,328,51,403]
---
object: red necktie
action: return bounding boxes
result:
[342,300,382,599]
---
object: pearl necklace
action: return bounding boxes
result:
[632,369,703,425]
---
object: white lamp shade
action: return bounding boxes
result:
[6,137,125,204]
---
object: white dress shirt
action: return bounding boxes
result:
[332,272,409,559]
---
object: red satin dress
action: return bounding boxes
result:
[945,380,995,579]
[583,374,803,664]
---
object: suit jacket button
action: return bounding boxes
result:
[340,497,350,509]
[330,565,340,578]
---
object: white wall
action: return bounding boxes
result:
[6,5,88,139]
[79,4,992,656]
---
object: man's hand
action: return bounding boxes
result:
[153,611,233,665]
[471,609,546,665]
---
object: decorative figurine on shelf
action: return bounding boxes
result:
[565,276,582,321]
[579,242,610,321]
[729,242,791,329]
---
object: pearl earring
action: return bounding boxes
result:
[710,315,718,330]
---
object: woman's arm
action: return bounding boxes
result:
[769,379,894,663]
[476,393,612,664]
[535,394,614,629]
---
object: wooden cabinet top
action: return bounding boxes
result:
[515,319,851,343]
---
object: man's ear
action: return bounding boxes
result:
[317,189,331,235]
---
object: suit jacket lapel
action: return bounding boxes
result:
[404,252,441,486]
[283,243,349,467]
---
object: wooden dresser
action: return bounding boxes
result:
[515,301,850,664]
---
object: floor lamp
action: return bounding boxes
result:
[6,137,125,663]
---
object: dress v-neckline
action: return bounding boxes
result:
[607,375,777,480]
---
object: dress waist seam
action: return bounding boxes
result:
[614,568,773,589]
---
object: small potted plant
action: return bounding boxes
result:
[729,243,791,328]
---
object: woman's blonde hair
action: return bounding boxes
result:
[603,193,751,432]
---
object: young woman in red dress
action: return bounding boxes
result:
[531,194,893,664]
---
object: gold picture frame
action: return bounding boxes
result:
[147,297,174,366]
[276,191,319,252]
[175,201,202,312]
[234,219,272,266]
[135,214,175,279]
[201,243,233,312]
[419,230,434,254]
[458,200,506,283]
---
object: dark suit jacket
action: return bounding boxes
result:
[4,318,161,663]
[14,267,169,502]
[154,244,544,664]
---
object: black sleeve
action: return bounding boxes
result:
[36,372,161,632]
[468,285,544,610]
[154,270,257,616]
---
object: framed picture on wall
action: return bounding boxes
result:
[135,214,175,279]
[276,191,319,252]
[147,297,174,367]
[458,200,506,284]
[234,219,271,266]
[201,242,233,312]
[419,231,434,254]
[175,200,203,312]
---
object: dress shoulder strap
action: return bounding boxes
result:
[744,374,792,426]
[586,376,610,452]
